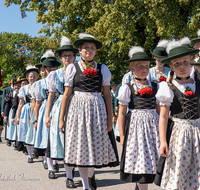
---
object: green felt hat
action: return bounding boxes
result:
[191,38,200,44]
[24,66,39,78]
[56,45,79,54]
[150,47,168,58]
[35,63,43,68]
[41,57,62,67]
[190,59,200,66]
[124,52,155,63]
[74,33,102,49]
[161,46,199,64]
[191,30,200,44]
[110,81,116,86]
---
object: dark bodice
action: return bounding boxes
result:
[170,82,200,120]
[4,91,14,117]
[73,62,102,92]
[127,82,157,110]
[26,93,32,103]
[12,92,19,119]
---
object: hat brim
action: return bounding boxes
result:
[35,63,43,68]
[55,47,79,54]
[24,68,39,78]
[74,39,102,49]
[161,50,199,64]
[150,47,168,58]
[190,61,200,66]
[191,38,200,44]
[124,58,156,63]
[42,58,62,67]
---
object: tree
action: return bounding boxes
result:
[0,32,59,85]
[4,0,200,83]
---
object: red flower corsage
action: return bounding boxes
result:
[8,84,10,86]
[83,68,97,77]
[139,87,153,96]
[185,87,195,96]
[159,75,167,82]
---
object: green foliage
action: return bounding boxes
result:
[4,0,200,84]
[0,32,60,87]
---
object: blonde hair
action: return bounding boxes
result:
[167,61,174,90]
[130,70,138,95]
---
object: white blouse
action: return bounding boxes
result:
[117,80,156,106]
[18,84,30,102]
[31,81,38,99]
[64,61,111,87]
[47,68,65,93]
[156,80,196,106]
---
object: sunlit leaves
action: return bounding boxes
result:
[4,0,200,83]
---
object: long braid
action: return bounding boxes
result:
[131,70,138,95]
[167,70,174,90]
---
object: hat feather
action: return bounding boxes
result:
[26,65,36,71]
[128,46,144,58]
[61,36,71,46]
[197,30,200,36]
[43,49,54,58]
[79,33,94,39]
[180,37,191,45]
[157,40,169,48]
[166,39,181,54]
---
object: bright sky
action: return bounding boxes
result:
[0,2,43,37]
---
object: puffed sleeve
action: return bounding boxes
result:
[64,64,76,87]
[18,86,25,99]
[35,81,43,101]
[47,71,57,92]
[156,81,174,106]
[117,84,131,105]
[101,64,112,86]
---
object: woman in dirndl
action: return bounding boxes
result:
[4,78,20,144]
[117,46,160,190]
[45,36,78,187]
[25,59,47,163]
[59,33,119,190]
[33,49,61,179]
[12,76,28,151]
[149,40,170,83]
[16,66,39,158]
[155,38,200,189]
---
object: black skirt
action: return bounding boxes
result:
[154,118,174,186]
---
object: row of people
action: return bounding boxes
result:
[2,30,200,190]
[2,34,119,190]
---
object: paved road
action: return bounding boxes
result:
[0,131,162,190]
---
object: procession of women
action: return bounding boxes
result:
[1,30,200,190]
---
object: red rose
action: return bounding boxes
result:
[185,91,195,96]
[139,87,153,96]
[8,84,10,86]
[83,68,97,77]
[159,76,166,82]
